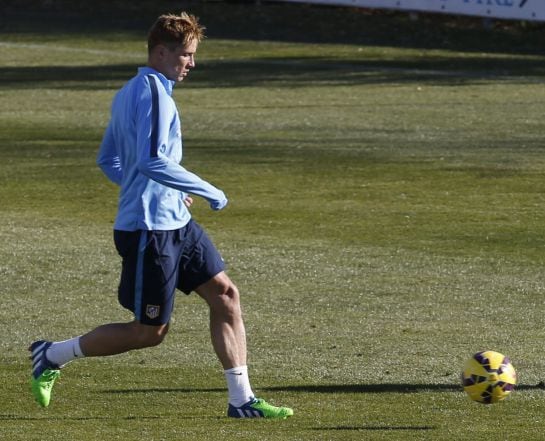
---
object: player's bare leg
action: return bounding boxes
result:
[196,271,293,419]
[29,321,168,407]
[196,271,246,369]
[79,321,170,356]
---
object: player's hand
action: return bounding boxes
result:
[210,195,228,211]
[183,195,194,208]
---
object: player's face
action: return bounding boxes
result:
[163,39,198,83]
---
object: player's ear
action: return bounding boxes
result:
[152,44,170,60]
[156,44,167,58]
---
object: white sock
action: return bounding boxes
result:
[224,365,255,407]
[45,337,84,368]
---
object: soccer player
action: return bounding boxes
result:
[29,12,293,419]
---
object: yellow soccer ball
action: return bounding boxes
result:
[461,351,516,404]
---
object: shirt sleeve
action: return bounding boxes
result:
[96,121,123,186]
[135,76,227,210]
[138,157,227,210]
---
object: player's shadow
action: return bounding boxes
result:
[100,382,545,395]
[263,384,460,393]
[262,383,545,393]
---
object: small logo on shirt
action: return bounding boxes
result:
[146,305,161,319]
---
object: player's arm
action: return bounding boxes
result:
[96,122,123,186]
[139,157,227,210]
[135,77,227,210]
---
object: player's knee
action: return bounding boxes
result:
[224,281,240,302]
[197,273,242,321]
[132,322,169,348]
[211,282,241,318]
[222,284,242,320]
[145,328,168,347]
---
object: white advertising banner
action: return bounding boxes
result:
[279,0,545,22]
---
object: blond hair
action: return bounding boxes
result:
[147,12,205,53]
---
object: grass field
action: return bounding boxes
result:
[1,3,545,440]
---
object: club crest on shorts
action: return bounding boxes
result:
[145,304,160,319]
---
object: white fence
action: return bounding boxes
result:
[277,0,545,22]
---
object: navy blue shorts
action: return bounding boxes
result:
[114,220,225,325]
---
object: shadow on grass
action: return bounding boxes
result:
[99,382,545,395]
[0,414,433,430]
[265,383,545,393]
[0,414,163,421]
[1,55,544,91]
[0,64,136,91]
[312,425,435,431]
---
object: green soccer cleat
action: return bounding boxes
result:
[31,369,61,407]
[227,397,294,419]
[30,340,61,407]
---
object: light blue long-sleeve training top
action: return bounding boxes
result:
[97,67,227,231]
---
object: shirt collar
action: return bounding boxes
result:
[138,67,176,96]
